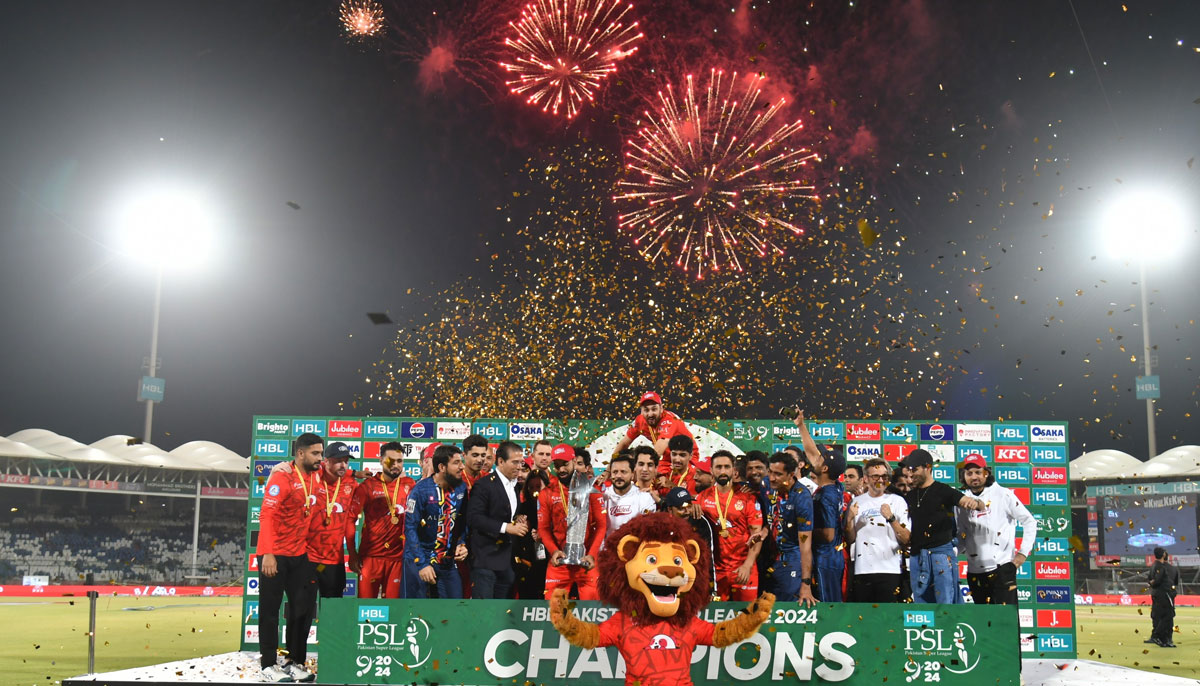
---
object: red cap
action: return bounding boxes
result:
[524,456,534,469]
[962,453,988,470]
[693,455,712,474]
[421,442,442,460]
[551,443,575,463]
[640,391,662,406]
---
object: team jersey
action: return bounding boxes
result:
[603,485,657,533]
[404,476,468,568]
[624,410,699,474]
[767,483,814,553]
[348,474,416,560]
[537,476,607,560]
[696,487,763,570]
[307,473,359,564]
[812,482,845,557]
[597,612,715,686]
[461,467,490,491]
[658,464,698,497]
[257,463,322,557]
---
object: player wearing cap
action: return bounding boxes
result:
[765,451,817,607]
[302,442,358,601]
[693,454,714,493]
[255,433,323,683]
[662,487,719,596]
[811,446,847,602]
[844,458,910,602]
[539,444,607,600]
[901,449,986,604]
[696,451,764,601]
[608,391,699,475]
[346,441,416,599]
[404,444,470,598]
[419,442,441,479]
[955,454,1037,605]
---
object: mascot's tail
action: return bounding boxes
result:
[549,588,600,650]
[713,593,776,648]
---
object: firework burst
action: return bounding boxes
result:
[501,0,643,119]
[615,69,820,278]
[340,0,385,40]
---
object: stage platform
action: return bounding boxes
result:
[64,651,1199,686]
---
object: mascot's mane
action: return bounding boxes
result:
[597,512,714,627]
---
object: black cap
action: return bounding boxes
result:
[820,445,846,478]
[662,487,694,509]
[900,448,933,469]
[325,442,353,460]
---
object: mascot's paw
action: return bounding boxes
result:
[547,589,600,650]
[712,593,776,648]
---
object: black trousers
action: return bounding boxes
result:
[966,563,1018,605]
[1151,593,1175,643]
[309,559,347,599]
[853,573,903,603]
[257,554,317,669]
[472,565,516,599]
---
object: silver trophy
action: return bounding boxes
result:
[562,471,592,566]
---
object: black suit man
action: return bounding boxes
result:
[1146,546,1180,647]
[465,441,529,598]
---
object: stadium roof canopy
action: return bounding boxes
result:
[3,429,249,474]
[1070,445,1200,480]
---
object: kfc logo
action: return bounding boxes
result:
[994,446,1030,463]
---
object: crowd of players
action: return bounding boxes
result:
[253,391,1037,682]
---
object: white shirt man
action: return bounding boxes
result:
[955,454,1037,605]
[844,459,911,603]
[603,455,656,535]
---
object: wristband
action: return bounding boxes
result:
[885,515,897,524]
[801,577,812,585]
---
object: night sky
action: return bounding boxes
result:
[1,1,1196,459]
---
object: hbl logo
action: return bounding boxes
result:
[254,440,288,457]
[358,605,390,622]
[291,419,325,435]
[363,420,399,438]
[1033,488,1067,505]
[1036,634,1074,652]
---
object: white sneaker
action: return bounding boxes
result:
[284,661,315,683]
[261,664,293,682]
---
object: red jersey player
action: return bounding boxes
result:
[292,441,358,599]
[657,435,699,497]
[609,392,700,475]
[255,433,323,683]
[696,451,764,601]
[347,441,415,598]
[461,434,491,490]
[539,444,607,600]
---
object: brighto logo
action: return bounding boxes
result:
[358,615,432,668]
[257,420,288,434]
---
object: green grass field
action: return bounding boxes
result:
[0,599,1195,684]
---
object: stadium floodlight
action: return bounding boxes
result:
[114,183,218,444]
[1100,188,1189,460]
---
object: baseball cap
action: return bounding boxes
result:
[961,453,988,470]
[639,391,662,406]
[551,443,575,463]
[421,442,442,460]
[693,455,712,474]
[900,448,934,469]
[819,446,846,478]
[325,442,352,460]
[524,455,534,469]
[662,487,694,508]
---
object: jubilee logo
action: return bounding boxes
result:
[1035,562,1070,580]
[845,423,881,441]
[291,419,326,436]
[920,424,954,441]
[1030,424,1066,443]
[328,420,362,438]
[363,420,399,438]
[1032,467,1067,485]
[994,445,1030,463]
[993,424,1029,442]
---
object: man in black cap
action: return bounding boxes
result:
[662,487,718,597]
[1146,547,1179,647]
[900,449,985,604]
[811,446,847,602]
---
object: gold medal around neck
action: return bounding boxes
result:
[719,529,731,538]
[390,514,400,525]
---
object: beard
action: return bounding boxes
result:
[715,475,731,486]
[442,471,463,488]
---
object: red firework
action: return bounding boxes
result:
[341,0,386,40]
[614,69,820,279]
[500,0,643,119]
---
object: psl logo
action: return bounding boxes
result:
[357,615,432,668]
[903,622,980,677]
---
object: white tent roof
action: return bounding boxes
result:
[1070,445,1200,479]
[4,429,249,474]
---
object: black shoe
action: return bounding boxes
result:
[1144,638,1157,644]
[1164,642,1176,648]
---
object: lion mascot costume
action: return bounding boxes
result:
[549,512,774,686]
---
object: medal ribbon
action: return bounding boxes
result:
[713,487,734,529]
[433,485,453,563]
[296,468,315,516]
[383,475,402,523]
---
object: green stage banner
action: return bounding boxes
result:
[316,599,1021,685]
